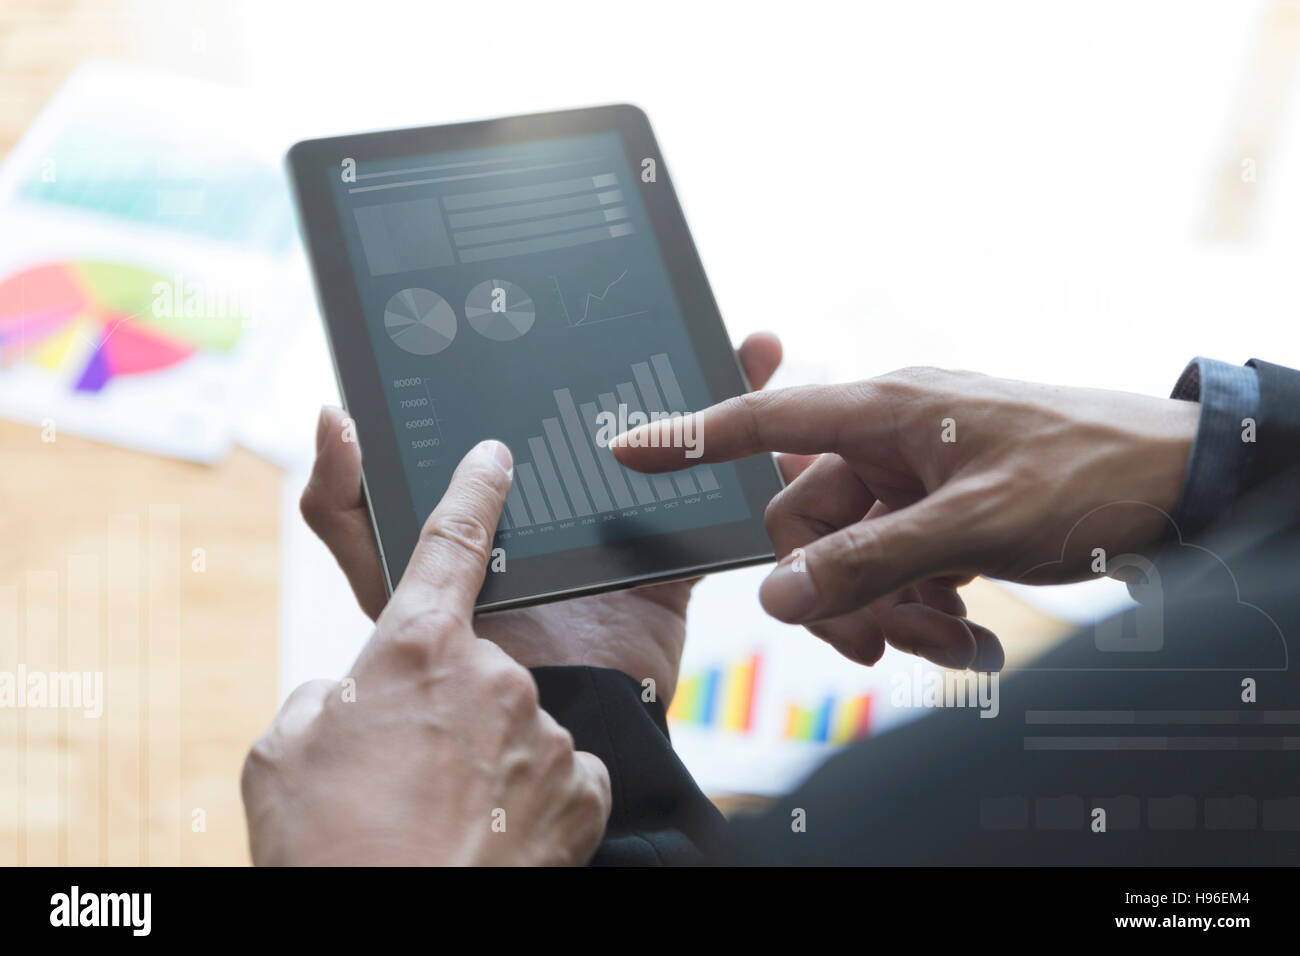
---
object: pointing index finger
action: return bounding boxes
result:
[610,384,875,472]
[389,439,514,622]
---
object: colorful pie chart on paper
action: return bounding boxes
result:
[0,261,243,392]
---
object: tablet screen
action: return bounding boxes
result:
[325,131,751,561]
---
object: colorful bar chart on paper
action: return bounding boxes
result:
[21,127,296,253]
[667,653,761,733]
[784,693,872,745]
[0,261,244,392]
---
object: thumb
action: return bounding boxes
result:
[759,487,967,623]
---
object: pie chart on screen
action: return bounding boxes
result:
[465,279,534,341]
[0,261,244,392]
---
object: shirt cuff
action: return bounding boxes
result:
[1170,357,1260,537]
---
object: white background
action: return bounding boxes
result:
[229,0,1300,394]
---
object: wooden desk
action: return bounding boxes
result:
[0,421,280,865]
[0,0,280,866]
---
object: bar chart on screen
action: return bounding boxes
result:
[495,351,720,533]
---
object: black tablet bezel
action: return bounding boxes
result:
[287,105,783,610]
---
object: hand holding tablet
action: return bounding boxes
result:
[301,332,785,701]
[288,106,783,610]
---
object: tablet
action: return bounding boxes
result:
[287,105,783,610]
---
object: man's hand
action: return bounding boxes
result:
[243,440,611,866]
[300,333,784,704]
[613,367,1199,670]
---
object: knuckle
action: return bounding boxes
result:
[763,498,781,536]
[379,602,467,663]
[408,602,468,636]
[298,484,327,530]
[763,486,797,536]
[727,391,768,445]
[240,734,278,799]
[487,660,539,713]
[576,763,612,819]
[878,365,980,400]
[278,679,334,724]
[585,768,610,806]
[874,366,948,404]
[835,519,883,566]
[885,365,946,384]
[546,725,576,763]
[575,781,607,823]
[421,511,494,565]
[387,630,439,671]
[733,387,785,419]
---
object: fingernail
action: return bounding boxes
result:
[760,558,819,622]
[316,406,329,453]
[481,439,513,479]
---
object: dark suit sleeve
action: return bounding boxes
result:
[531,666,725,866]
[1155,357,1300,538]
[1168,357,1259,536]
[1245,358,1300,495]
